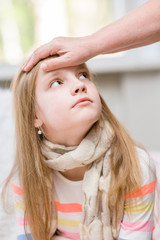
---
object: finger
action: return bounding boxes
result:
[23,46,50,71]
[23,42,57,71]
[40,54,78,71]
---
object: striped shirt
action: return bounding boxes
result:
[12,148,156,240]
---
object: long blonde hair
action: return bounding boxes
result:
[2,57,141,239]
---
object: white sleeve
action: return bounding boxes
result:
[118,148,156,240]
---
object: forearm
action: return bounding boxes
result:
[89,0,160,56]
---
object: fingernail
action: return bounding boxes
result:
[41,63,47,71]
[23,64,29,71]
[23,66,27,71]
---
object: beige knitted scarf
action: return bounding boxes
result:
[41,119,123,240]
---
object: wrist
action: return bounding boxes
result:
[82,34,103,59]
[88,26,113,56]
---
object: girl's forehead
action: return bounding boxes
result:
[37,63,88,79]
[50,63,87,73]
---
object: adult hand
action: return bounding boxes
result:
[23,36,96,72]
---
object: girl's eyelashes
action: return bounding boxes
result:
[79,72,89,79]
[50,80,63,88]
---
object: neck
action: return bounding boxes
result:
[45,125,93,147]
[60,165,88,181]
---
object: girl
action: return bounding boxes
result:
[2,56,155,240]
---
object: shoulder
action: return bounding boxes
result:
[124,147,156,206]
[136,147,156,185]
[136,147,155,172]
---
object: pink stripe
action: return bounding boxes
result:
[121,221,153,232]
[58,229,80,239]
[17,218,29,226]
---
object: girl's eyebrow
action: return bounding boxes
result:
[42,71,61,82]
[39,71,60,87]
[76,65,90,76]
[76,64,88,70]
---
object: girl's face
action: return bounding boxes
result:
[34,64,102,146]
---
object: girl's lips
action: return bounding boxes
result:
[73,97,92,108]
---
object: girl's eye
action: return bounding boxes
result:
[50,80,62,88]
[79,72,88,79]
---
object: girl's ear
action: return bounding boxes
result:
[34,118,43,128]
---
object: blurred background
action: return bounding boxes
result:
[0,0,160,239]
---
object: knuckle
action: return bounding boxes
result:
[31,49,39,60]
[53,36,65,44]
[66,54,73,62]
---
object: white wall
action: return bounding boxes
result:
[94,70,160,151]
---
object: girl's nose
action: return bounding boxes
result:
[71,80,87,95]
